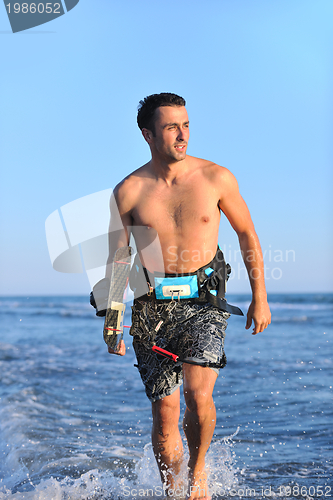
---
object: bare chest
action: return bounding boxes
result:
[132,181,220,232]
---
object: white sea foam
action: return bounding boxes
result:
[0,435,238,500]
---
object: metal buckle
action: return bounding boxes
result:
[170,291,180,302]
[166,299,177,313]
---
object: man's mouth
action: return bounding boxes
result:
[175,144,186,151]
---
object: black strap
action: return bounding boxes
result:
[178,358,226,369]
[197,248,243,315]
[205,290,244,316]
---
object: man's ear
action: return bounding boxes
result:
[142,128,153,143]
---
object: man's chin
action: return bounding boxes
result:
[160,150,187,164]
[171,151,187,162]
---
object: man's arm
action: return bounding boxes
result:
[106,184,133,355]
[106,188,132,280]
[218,168,271,334]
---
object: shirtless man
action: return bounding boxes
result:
[106,93,271,499]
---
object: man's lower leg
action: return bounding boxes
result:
[151,391,184,490]
[183,366,217,499]
[183,399,216,471]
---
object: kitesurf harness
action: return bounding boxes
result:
[129,248,243,370]
[130,247,243,316]
[91,247,243,369]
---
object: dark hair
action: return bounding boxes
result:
[137,93,186,134]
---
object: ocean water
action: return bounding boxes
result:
[0,294,332,499]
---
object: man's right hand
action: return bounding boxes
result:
[245,299,271,335]
[108,339,126,356]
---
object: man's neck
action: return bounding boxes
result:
[149,156,191,185]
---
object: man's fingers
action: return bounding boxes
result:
[252,322,260,335]
[108,339,126,356]
[246,300,271,334]
[107,346,117,354]
[252,320,269,335]
[252,325,261,335]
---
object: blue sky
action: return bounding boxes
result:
[1,0,332,295]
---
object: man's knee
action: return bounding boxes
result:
[184,387,214,415]
[152,392,180,429]
[183,365,217,415]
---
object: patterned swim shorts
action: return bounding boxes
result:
[130,300,230,403]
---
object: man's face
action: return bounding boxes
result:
[149,106,190,162]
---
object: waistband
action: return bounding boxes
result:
[132,248,243,316]
[135,249,220,299]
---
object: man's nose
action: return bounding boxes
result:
[177,128,186,141]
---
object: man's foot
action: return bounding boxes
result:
[186,468,211,500]
[162,461,188,499]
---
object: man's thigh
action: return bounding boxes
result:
[133,340,183,403]
[176,304,229,371]
[151,387,181,425]
[182,364,218,401]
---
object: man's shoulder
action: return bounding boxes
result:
[113,163,151,208]
[189,156,235,182]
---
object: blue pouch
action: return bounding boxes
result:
[154,275,199,300]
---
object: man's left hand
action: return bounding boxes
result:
[108,339,126,355]
[245,299,271,335]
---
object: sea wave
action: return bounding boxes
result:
[1,294,332,320]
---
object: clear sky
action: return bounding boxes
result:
[1,0,332,296]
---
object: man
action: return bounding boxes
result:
[106,93,271,499]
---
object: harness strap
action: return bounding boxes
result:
[152,345,226,369]
[204,292,243,316]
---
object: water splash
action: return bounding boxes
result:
[0,432,239,500]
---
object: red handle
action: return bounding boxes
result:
[152,345,179,363]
